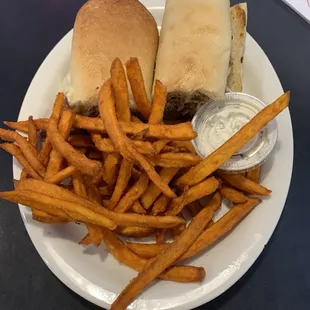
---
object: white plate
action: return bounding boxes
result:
[13,1,293,309]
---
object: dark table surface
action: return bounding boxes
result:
[1,0,310,309]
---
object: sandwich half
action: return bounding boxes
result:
[64,0,159,115]
[154,0,232,120]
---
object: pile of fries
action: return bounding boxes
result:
[0,57,290,310]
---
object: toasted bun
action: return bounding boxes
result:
[227,3,247,92]
[66,0,159,115]
[154,0,231,120]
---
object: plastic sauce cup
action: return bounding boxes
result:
[192,92,278,173]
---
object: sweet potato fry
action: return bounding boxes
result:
[0,190,117,229]
[68,135,93,148]
[32,209,68,224]
[148,80,167,125]
[73,115,106,132]
[102,152,120,189]
[0,128,46,178]
[217,172,271,196]
[148,153,202,168]
[45,165,77,184]
[131,201,146,214]
[38,138,52,166]
[16,179,185,229]
[166,177,219,216]
[111,203,214,309]
[79,234,92,246]
[160,145,179,153]
[140,78,167,163]
[87,229,104,247]
[116,226,155,238]
[109,159,132,209]
[49,90,64,122]
[146,122,196,141]
[81,174,103,247]
[47,94,101,176]
[4,118,48,133]
[72,170,104,247]
[151,194,171,215]
[114,174,149,213]
[219,184,248,203]
[99,80,175,198]
[0,128,20,142]
[110,209,181,230]
[0,143,42,180]
[126,58,152,120]
[74,115,197,141]
[101,228,205,283]
[246,166,261,183]
[27,116,37,148]
[91,133,155,154]
[111,58,131,122]
[72,171,88,198]
[126,242,166,259]
[170,140,196,154]
[141,167,179,209]
[177,92,290,187]
[21,116,38,179]
[45,110,75,180]
[153,140,170,154]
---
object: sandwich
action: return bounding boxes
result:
[154,0,232,121]
[64,0,159,115]
[154,0,248,121]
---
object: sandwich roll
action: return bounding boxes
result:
[154,0,232,120]
[65,0,159,115]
